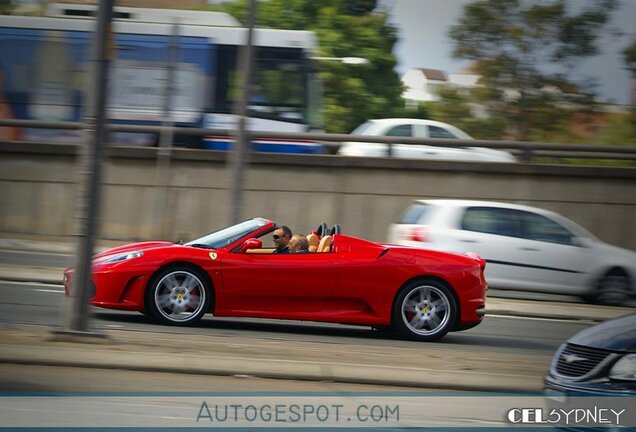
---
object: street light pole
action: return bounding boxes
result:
[229,0,256,224]
[154,19,179,239]
[65,0,114,334]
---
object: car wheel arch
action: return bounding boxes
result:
[391,275,461,330]
[144,261,216,315]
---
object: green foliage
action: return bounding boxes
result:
[444,0,617,141]
[214,0,403,133]
[0,0,12,14]
[602,113,636,147]
[428,85,506,140]
[401,101,432,121]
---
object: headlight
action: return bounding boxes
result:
[102,251,144,264]
[609,354,636,381]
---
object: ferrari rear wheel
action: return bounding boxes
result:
[393,279,456,342]
[147,267,211,325]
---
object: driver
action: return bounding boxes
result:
[272,226,292,254]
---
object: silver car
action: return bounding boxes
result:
[388,199,636,304]
[338,118,516,162]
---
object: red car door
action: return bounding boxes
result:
[219,252,338,316]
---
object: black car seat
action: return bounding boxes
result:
[316,222,328,238]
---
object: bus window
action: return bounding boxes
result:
[213,46,318,127]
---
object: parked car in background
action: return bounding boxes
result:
[338,118,516,162]
[544,313,636,395]
[388,200,636,304]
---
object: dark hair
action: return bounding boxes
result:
[278,225,292,238]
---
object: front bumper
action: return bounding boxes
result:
[63,266,150,311]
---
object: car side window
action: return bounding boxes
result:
[429,125,458,139]
[385,124,412,137]
[461,207,522,238]
[519,211,576,245]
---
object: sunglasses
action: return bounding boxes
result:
[273,234,287,240]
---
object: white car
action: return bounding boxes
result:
[338,118,516,162]
[387,199,636,304]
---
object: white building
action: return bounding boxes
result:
[402,65,484,106]
[401,68,447,107]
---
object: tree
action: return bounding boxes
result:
[621,35,636,142]
[216,0,404,133]
[0,0,12,14]
[440,0,617,141]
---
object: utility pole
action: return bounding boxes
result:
[229,0,256,224]
[65,0,114,334]
[154,18,179,239]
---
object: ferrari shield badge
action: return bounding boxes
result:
[209,252,217,260]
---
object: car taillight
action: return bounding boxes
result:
[406,226,428,242]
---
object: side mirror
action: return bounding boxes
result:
[239,238,262,253]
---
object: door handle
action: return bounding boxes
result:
[519,247,539,251]
[460,239,478,243]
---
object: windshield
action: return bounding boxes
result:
[350,121,376,135]
[185,218,270,249]
[551,214,598,240]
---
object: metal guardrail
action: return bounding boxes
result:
[2,118,636,163]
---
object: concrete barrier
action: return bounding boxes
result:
[1,141,635,250]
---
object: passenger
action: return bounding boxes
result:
[289,234,309,253]
[272,226,292,254]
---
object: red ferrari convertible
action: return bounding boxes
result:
[64,218,487,341]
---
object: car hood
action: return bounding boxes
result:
[568,313,636,352]
[93,241,174,260]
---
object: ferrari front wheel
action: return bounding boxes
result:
[392,279,456,342]
[147,266,211,325]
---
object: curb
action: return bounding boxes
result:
[484,308,602,323]
[0,344,541,392]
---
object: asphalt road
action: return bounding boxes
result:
[0,249,73,268]
[0,280,588,355]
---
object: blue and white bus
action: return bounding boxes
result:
[0,3,324,153]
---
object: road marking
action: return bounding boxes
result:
[0,248,73,255]
[487,313,595,324]
[34,289,64,294]
[0,280,63,288]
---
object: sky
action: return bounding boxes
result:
[379,0,636,106]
